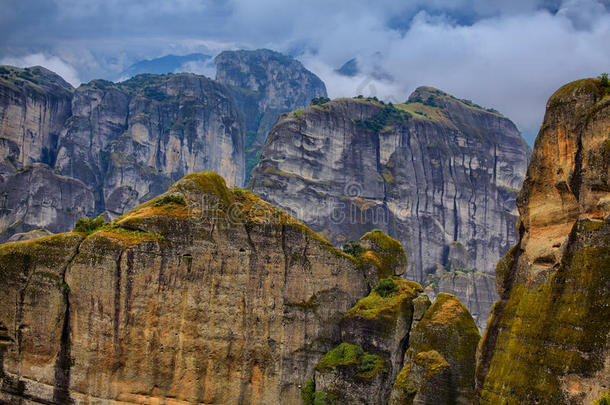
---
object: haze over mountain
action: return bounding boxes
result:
[2,1,610,144]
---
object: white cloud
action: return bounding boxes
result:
[0,53,81,87]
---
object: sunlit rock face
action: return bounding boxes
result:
[215,49,327,182]
[0,171,369,405]
[476,78,610,405]
[250,89,531,330]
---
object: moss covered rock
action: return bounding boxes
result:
[391,293,480,405]
[476,76,610,404]
[0,171,370,404]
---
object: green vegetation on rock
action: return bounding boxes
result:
[315,342,386,379]
[73,216,107,234]
[152,194,186,207]
[374,277,398,297]
[359,230,408,278]
[345,278,421,321]
[355,104,411,132]
[342,240,364,258]
[593,393,610,405]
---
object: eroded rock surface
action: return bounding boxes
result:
[215,49,327,181]
[0,68,245,241]
[476,78,610,404]
[390,293,480,405]
[250,89,531,329]
[0,171,369,404]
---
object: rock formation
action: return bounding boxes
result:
[0,68,244,242]
[215,49,327,181]
[249,89,531,329]
[0,66,73,168]
[55,74,244,214]
[0,171,370,404]
[476,78,610,404]
[0,49,327,242]
[390,293,480,405]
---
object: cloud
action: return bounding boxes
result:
[1,0,609,143]
[0,53,81,87]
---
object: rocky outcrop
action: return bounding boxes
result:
[390,293,480,405]
[249,89,531,329]
[0,171,370,404]
[56,74,244,215]
[0,68,245,241]
[0,65,73,169]
[215,49,327,181]
[476,78,610,404]
[305,279,479,404]
[0,163,94,239]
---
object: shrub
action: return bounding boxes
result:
[153,194,186,207]
[374,277,398,297]
[311,97,331,106]
[599,73,609,93]
[73,216,107,233]
[342,240,364,258]
[300,379,315,405]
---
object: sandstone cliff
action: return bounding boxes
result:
[249,90,531,329]
[390,293,480,405]
[0,171,369,404]
[476,78,610,404]
[215,49,327,181]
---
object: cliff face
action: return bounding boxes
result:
[55,74,244,215]
[249,89,531,329]
[215,49,327,181]
[390,293,480,405]
[476,78,610,404]
[0,69,244,242]
[0,171,369,404]
[0,66,73,169]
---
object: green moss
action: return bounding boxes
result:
[393,362,418,395]
[315,342,386,379]
[583,219,604,232]
[171,171,233,207]
[593,393,610,405]
[359,229,408,277]
[382,170,394,183]
[294,109,305,118]
[479,226,610,404]
[413,350,449,378]
[153,194,186,207]
[345,278,421,321]
[495,244,518,290]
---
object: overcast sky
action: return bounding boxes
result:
[1,0,609,144]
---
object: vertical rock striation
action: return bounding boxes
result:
[0,171,369,404]
[249,89,531,329]
[0,66,73,169]
[215,49,327,181]
[0,68,245,241]
[476,78,610,404]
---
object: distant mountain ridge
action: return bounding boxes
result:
[0,49,327,241]
[118,53,211,79]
